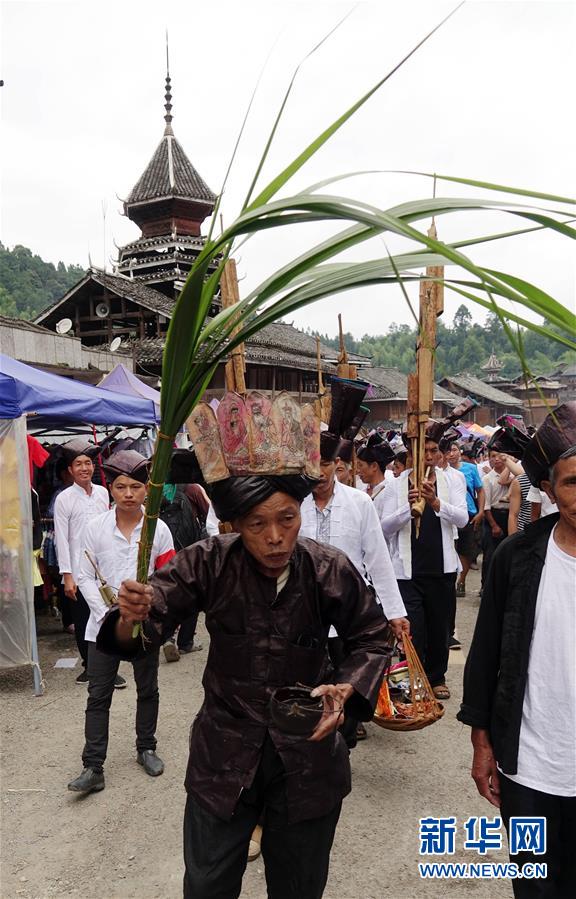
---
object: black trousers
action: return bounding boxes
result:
[183,737,341,899]
[481,508,508,587]
[177,609,200,650]
[500,774,576,898]
[398,574,456,687]
[72,589,90,668]
[82,642,160,770]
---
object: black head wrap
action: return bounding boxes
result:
[522,402,576,487]
[438,427,461,453]
[357,431,395,470]
[102,450,149,484]
[336,438,353,463]
[320,431,341,462]
[62,437,100,464]
[167,448,205,488]
[208,475,316,522]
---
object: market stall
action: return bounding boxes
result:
[0,354,158,694]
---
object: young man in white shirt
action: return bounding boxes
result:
[355,431,396,529]
[459,405,576,897]
[53,438,111,684]
[380,430,468,700]
[68,451,175,795]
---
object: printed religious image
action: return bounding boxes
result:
[185,404,229,483]
[246,391,280,472]
[271,393,305,471]
[217,392,250,473]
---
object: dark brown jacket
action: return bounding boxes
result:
[98,535,390,822]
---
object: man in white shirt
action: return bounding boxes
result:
[381,429,468,700]
[53,438,111,684]
[299,450,409,638]
[300,437,409,747]
[481,450,515,587]
[459,403,576,897]
[355,431,396,530]
[68,451,175,795]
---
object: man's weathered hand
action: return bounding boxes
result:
[471,729,501,808]
[308,683,354,742]
[389,617,410,640]
[63,573,77,600]
[117,579,154,626]
[471,513,483,529]
[491,525,503,538]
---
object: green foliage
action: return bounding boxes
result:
[0,243,85,319]
[310,305,575,380]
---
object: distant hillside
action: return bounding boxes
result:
[311,304,575,381]
[0,243,85,320]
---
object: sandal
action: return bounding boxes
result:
[432,684,451,700]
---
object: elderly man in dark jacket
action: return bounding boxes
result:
[458,403,576,898]
[98,474,391,899]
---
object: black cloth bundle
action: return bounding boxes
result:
[208,475,316,522]
[522,402,576,487]
[488,414,531,457]
[321,377,369,461]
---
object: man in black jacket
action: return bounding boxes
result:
[458,402,576,898]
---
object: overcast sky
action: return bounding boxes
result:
[1,0,574,338]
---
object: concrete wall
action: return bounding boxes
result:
[0,324,133,373]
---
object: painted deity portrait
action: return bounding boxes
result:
[271,393,305,471]
[301,404,321,479]
[217,392,250,473]
[246,391,279,472]
[186,404,229,483]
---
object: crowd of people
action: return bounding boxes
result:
[26,396,574,898]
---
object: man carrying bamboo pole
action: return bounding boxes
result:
[94,397,390,899]
[380,422,468,700]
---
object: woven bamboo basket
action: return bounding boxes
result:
[373,633,445,732]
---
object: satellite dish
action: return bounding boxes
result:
[95,302,110,318]
[56,318,73,335]
[110,337,122,353]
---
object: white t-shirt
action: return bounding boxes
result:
[527,484,558,517]
[505,530,576,796]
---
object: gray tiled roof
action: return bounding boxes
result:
[365,367,460,404]
[0,314,56,334]
[133,321,369,372]
[440,373,523,406]
[126,135,216,206]
[34,270,176,323]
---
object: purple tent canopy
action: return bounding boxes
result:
[0,354,157,424]
[98,364,160,419]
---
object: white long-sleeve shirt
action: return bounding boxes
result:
[77,509,175,642]
[205,502,220,536]
[381,468,468,580]
[53,482,110,580]
[299,480,406,621]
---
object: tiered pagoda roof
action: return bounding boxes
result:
[116,64,217,296]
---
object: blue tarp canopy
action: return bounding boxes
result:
[0,354,158,424]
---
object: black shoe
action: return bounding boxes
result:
[75,670,89,684]
[67,767,105,793]
[449,636,462,651]
[114,674,127,689]
[137,750,165,777]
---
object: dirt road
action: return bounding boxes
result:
[1,570,512,899]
